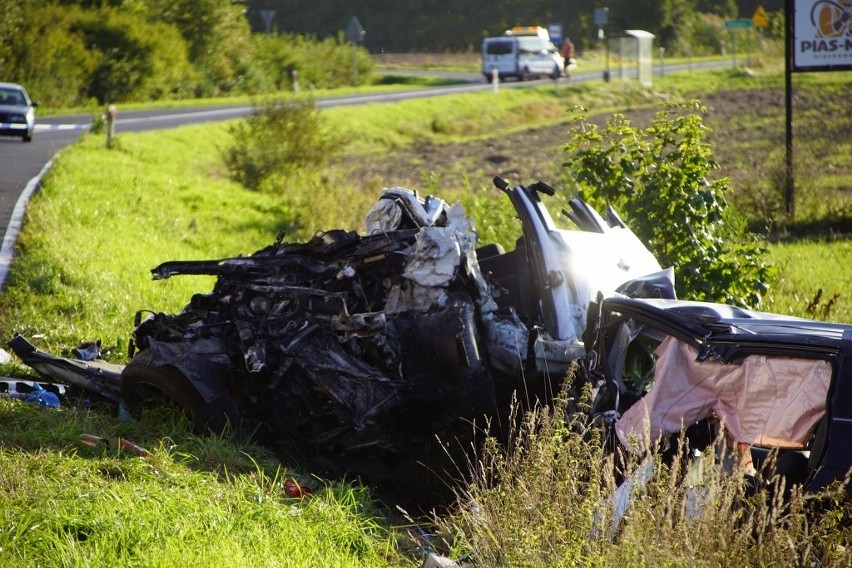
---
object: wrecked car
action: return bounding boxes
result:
[9,177,850,505]
[114,177,669,503]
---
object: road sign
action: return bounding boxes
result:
[547,23,563,45]
[724,18,754,29]
[752,6,769,29]
[594,7,609,28]
[346,16,366,44]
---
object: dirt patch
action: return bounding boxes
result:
[339,87,851,226]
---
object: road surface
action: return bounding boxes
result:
[0,61,727,287]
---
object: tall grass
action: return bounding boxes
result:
[1,65,851,565]
[435,388,852,567]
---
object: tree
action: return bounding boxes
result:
[131,0,262,95]
[563,102,773,307]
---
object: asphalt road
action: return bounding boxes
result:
[0,75,561,286]
[0,60,727,287]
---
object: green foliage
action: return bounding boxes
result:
[8,6,99,107]
[132,0,268,96]
[10,4,196,105]
[288,33,374,89]
[72,8,197,102]
[5,2,373,106]
[563,102,773,307]
[222,98,342,191]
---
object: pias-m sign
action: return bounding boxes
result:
[792,0,852,71]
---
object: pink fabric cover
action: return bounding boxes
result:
[615,335,831,452]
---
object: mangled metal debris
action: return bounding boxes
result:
[583,296,852,499]
[114,178,669,504]
[8,334,122,402]
[0,377,63,407]
[7,176,850,505]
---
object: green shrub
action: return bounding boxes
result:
[10,5,196,105]
[222,98,342,191]
[286,33,374,90]
[562,101,774,308]
[8,6,98,107]
[71,8,197,102]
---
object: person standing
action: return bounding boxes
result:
[561,38,576,77]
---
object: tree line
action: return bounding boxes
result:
[0,0,371,107]
[246,0,784,53]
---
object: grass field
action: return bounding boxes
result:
[1,62,851,566]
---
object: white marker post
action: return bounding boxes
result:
[105,105,117,149]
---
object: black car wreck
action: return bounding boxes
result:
[9,177,852,507]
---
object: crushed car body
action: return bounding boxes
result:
[7,177,850,503]
[116,178,670,503]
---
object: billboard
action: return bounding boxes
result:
[792,0,852,71]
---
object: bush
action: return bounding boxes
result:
[286,33,374,90]
[10,5,195,105]
[562,101,773,308]
[222,98,342,191]
[8,5,99,108]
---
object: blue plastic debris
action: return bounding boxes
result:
[23,381,61,407]
[1,378,64,408]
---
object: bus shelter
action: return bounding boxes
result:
[610,30,655,86]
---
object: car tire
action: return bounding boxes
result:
[551,65,561,80]
[22,132,32,143]
[120,350,239,435]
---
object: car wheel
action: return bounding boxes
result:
[22,132,32,143]
[551,65,561,80]
[120,350,239,434]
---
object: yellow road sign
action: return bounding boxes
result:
[753,6,769,29]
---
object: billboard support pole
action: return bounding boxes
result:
[784,0,795,218]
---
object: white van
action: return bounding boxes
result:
[481,33,563,81]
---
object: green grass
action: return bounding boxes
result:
[2,62,852,565]
[765,239,852,321]
[0,401,403,567]
[0,124,294,356]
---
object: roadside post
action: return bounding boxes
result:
[292,70,300,92]
[658,47,665,76]
[104,104,117,149]
[595,7,610,81]
[491,68,499,92]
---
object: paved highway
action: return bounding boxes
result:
[0,74,563,286]
[0,61,727,287]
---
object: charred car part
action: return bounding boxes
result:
[7,334,122,402]
[119,179,669,505]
